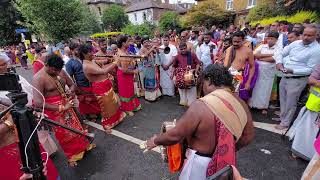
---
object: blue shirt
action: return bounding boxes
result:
[275,40,320,76]
[65,58,91,87]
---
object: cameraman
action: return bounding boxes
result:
[0,53,59,179]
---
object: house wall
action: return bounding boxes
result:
[127,9,154,25]
[212,0,276,26]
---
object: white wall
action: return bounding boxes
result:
[127,9,153,25]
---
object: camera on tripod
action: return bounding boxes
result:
[0,71,46,180]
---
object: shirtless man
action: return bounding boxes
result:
[33,54,92,166]
[224,31,255,91]
[82,44,126,130]
[146,64,254,179]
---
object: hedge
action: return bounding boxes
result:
[251,11,319,26]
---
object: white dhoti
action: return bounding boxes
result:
[249,61,275,109]
[301,153,320,180]
[288,106,319,160]
[178,87,197,106]
[160,67,175,96]
[145,88,162,101]
[179,149,211,180]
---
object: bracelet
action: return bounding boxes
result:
[3,120,14,129]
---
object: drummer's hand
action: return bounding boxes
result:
[65,99,75,110]
[146,134,158,150]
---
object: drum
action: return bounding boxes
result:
[184,69,196,87]
[97,88,120,118]
[160,120,184,173]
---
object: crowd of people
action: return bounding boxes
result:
[1,19,320,179]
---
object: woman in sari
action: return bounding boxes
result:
[117,35,142,116]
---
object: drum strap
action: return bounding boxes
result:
[186,51,192,66]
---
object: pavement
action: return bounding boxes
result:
[16,66,308,180]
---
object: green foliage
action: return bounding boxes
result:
[246,3,280,23]
[251,11,320,26]
[121,22,155,37]
[180,0,230,28]
[0,1,22,45]
[16,0,87,43]
[80,6,102,36]
[90,32,123,38]
[102,5,129,31]
[159,12,181,34]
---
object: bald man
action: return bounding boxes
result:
[274,25,320,130]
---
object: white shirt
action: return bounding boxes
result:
[198,42,217,69]
[159,44,178,65]
[254,44,278,65]
[274,40,320,76]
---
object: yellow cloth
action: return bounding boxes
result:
[199,89,247,141]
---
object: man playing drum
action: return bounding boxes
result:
[146,64,254,180]
[169,42,200,106]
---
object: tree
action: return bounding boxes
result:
[121,22,155,37]
[246,3,280,23]
[0,1,22,45]
[16,0,87,43]
[180,0,230,28]
[80,6,102,36]
[102,5,129,31]
[159,12,181,34]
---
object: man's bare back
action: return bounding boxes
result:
[83,60,110,82]
[186,93,253,155]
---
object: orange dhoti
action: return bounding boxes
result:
[44,95,92,162]
[92,79,126,128]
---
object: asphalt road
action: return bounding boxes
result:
[16,67,308,180]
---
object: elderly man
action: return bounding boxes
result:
[274,25,320,130]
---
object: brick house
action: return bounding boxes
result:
[207,0,276,27]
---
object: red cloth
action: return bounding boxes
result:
[78,87,101,115]
[91,79,125,128]
[44,95,89,160]
[117,69,141,112]
[0,143,58,180]
[206,99,237,177]
[33,60,45,74]
[173,52,200,69]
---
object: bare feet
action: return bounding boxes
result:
[68,161,78,167]
[274,111,280,116]
[271,117,281,122]
[261,110,268,115]
[127,111,134,116]
[292,153,299,159]
[275,124,288,130]
[103,125,112,134]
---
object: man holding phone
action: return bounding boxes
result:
[274,25,320,130]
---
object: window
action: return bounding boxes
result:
[143,12,147,21]
[134,13,137,21]
[226,0,233,10]
[98,7,102,16]
[247,0,256,8]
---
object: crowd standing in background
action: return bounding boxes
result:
[1,20,320,179]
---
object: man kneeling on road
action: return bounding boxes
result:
[146,64,254,179]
